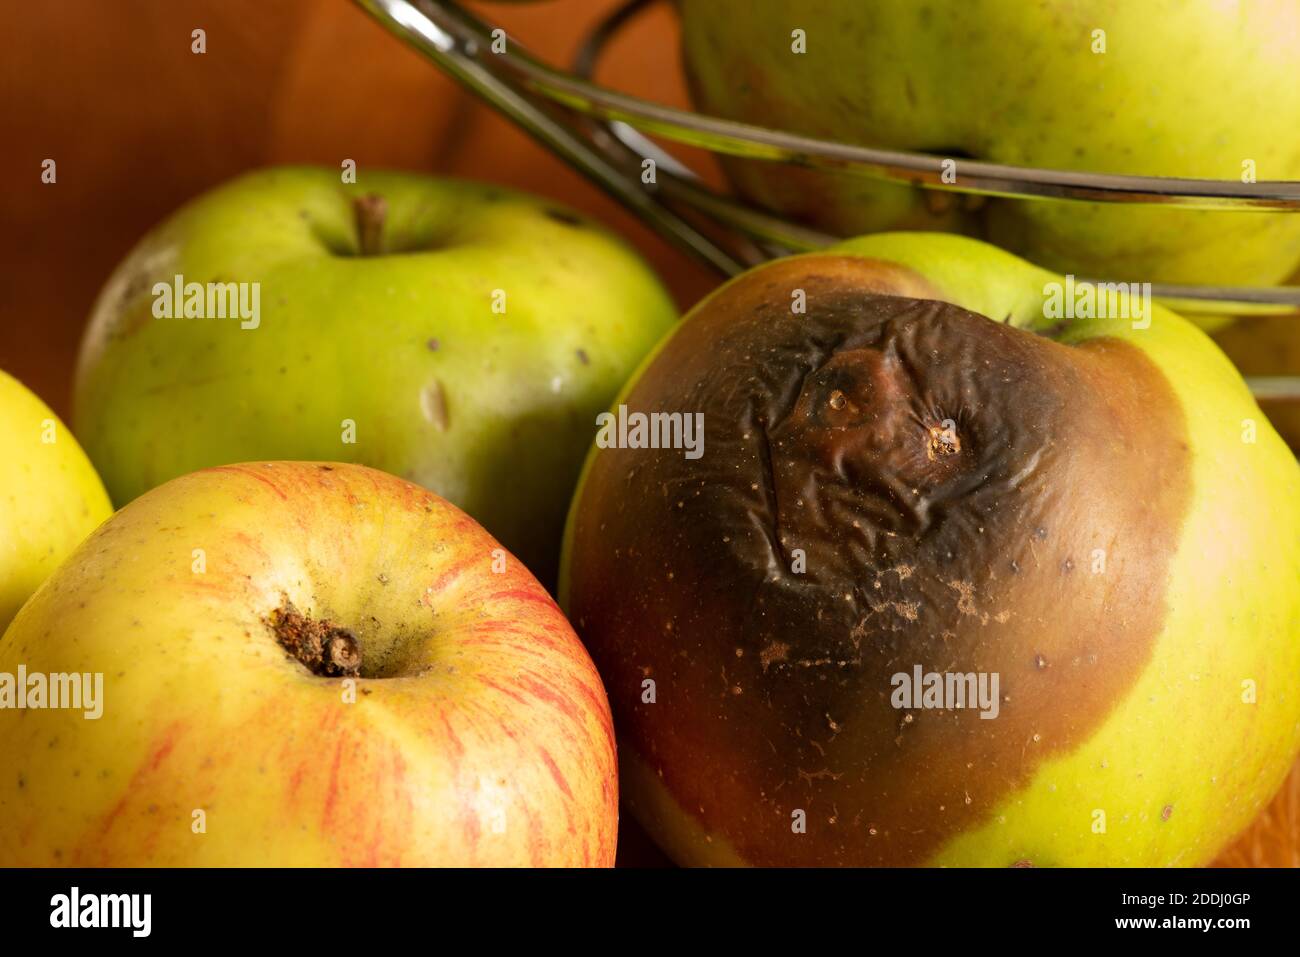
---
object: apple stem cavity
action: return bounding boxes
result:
[269,600,362,678]
[353,194,388,257]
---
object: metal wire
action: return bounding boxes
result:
[352,0,1300,402]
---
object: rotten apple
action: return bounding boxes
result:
[561,232,1300,866]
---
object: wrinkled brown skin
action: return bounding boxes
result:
[566,256,1193,866]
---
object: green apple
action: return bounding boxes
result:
[680,0,1300,290]
[1214,314,1300,453]
[73,166,677,583]
[0,461,617,866]
[0,369,111,631]
[560,231,1300,866]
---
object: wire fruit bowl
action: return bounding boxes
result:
[355,0,1300,399]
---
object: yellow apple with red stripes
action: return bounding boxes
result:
[0,462,616,866]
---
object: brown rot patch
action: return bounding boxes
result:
[269,600,361,678]
[566,254,1194,866]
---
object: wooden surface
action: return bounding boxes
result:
[0,0,717,418]
[0,0,1293,868]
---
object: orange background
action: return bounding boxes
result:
[0,0,1292,867]
[0,0,717,420]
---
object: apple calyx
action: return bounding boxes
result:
[352,194,388,257]
[268,600,362,678]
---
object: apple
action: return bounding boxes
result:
[1213,314,1300,453]
[679,0,1300,290]
[560,231,1300,866]
[1213,758,1300,866]
[73,166,678,583]
[0,461,617,866]
[0,369,111,631]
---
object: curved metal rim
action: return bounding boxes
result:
[353,0,1300,397]
[554,0,1300,211]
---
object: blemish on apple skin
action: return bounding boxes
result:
[544,208,583,227]
[420,381,450,431]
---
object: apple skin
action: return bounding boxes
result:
[679,0,1300,290]
[0,461,617,866]
[73,167,677,583]
[560,232,1300,866]
[0,369,112,631]
[1213,314,1300,453]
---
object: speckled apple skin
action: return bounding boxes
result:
[681,0,1300,292]
[74,167,678,583]
[0,462,618,866]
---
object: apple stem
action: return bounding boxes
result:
[354,194,387,257]
[269,601,363,678]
